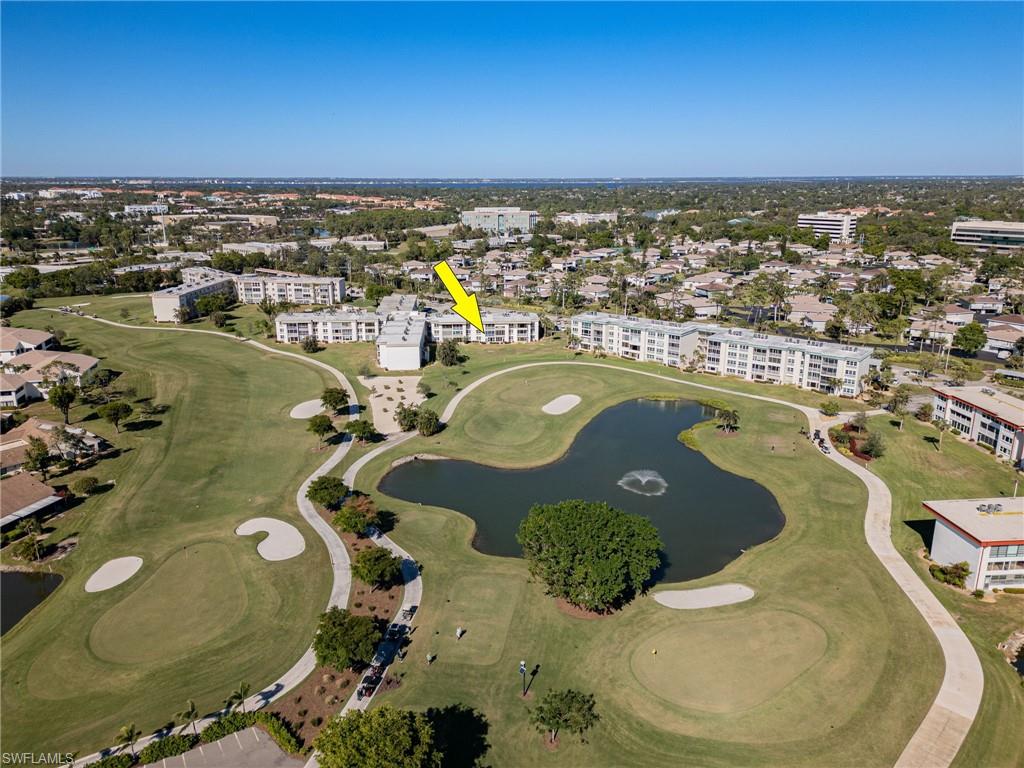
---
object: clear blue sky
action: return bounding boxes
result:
[2,2,1021,178]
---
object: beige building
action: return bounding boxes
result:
[931,385,1024,465]
[925,497,1024,591]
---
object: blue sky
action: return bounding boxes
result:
[2,2,1021,177]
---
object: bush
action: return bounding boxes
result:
[352,547,403,589]
[828,427,851,446]
[137,734,198,764]
[972,589,985,599]
[929,561,971,589]
[915,403,934,422]
[301,336,322,354]
[88,755,135,768]
[820,399,841,417]
[416,408,441,437]
[1002,587,1024,594]
[862,431,886,458]
[72,476,101,496]
[200,712,301,754]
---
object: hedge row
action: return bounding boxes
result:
[88,755,133,768]
[199,711,302,754]
[137,734,198,764]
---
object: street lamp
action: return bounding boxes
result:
[519,660,527,696]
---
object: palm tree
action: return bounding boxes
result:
[717,409,740,432]
[226,682,251,714]
[117,723,141,758]
[933,419,949,451]
[176,699,200,736]
[23,516,43,561]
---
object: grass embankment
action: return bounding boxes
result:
[342,364,941,767]
[865,415,1024,768]
[1,312,334,754]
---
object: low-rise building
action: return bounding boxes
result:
[150,274,236,322]
[0,472,62,529]
[0,328,55,363]
[428,310,540,344]
[555,212,618,226]
[1,418,106,476]
[460,207,538,234]
[376,314,428,371]
[275,310,381,344]
[950,220,1024,252]
[2,350,99,402]
[931,385,1024,465]
[235,274,345,305]
[124,203,169,216]
[924,497,1024,591]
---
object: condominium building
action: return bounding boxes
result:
[950,220,1024,252]
[796,212,858,244]
[376,314,428,371]
[151,274,236,322]
[0,328,55,363]
[124,203,169,216]
[235,274,345,305]
[924,497,1024,591]
[428,310,540,344]
[931,385,1024,465]
[554,212,618,226]
[275,310,381,344]
[460,207,539,234]
[570,311,878,396]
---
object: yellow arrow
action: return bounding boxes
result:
[433,260,484,332]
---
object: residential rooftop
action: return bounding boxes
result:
[922,497,1024,545]
[932,385,1024,428]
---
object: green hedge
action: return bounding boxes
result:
[199,711,302,754]
[87,755,134,768]
[137,734,197,764]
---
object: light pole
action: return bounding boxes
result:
[519,660,527,696]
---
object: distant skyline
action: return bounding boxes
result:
[2,2,1022,178]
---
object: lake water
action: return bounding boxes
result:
[379,399,785,582]
[1,571,63,634]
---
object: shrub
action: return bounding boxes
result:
[929,561,971,589]
[88,755,135,768]
[820,399,841,417]
[352,547,403,588]
[200,712,301,754]
[72,476,101,496]
[137,734,198,764]
[972,589,985,599]
[415,408,441,437]
[307,476,348,510]
[301,336,322,354]
[915,403,934,422]
[861,431,886,458]
[1002,587,1024,594]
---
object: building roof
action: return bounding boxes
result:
[0,327,53,350]
[4,350,99,381]
[0,472,61,527]
[0,372,28,391]
[923,497,1024,545]
[932,385,1024,428]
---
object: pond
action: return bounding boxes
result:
[379,398,785,582]
[1,571,63,634]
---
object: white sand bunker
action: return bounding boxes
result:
[655,583,755,609]
[542,394,581,415]
[290,399,324,419]
[85,556,143,593]
[236,517,305,561]
[618,469,668,496]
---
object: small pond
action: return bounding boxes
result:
[380,398,785,582]
[1,571,63,634]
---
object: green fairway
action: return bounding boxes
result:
[864,415,1024,768]
[1,311,334,754]
[348,363,944,766]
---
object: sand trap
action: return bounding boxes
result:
[290,399,324,419]
[542,394,581,415]
[235,517,305,561]
[360,376,425,434]
[85,556,143,593]
[654,583,755,609]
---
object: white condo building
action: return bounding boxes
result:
[124,203,169,215]
[555,212,619,226]
[570,311,878,396]
[275,310,382,344]
[428,310,540,344]
[460,207,539,234]
[797,212,858,244]
[950,220,1024,252]
[925,497,1024,591]
[151,275,236,322]
[931,385,1024,466]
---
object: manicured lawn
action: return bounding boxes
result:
[864,415,1024,768]
[348,364,943,766]
[1,311,334,754]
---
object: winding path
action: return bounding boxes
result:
[56,314,981,768]
[338,360,983,768]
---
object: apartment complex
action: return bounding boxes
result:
[924,497,1024,591]
[554,212,619,226]
[151,274,236,322]
[376,314,429,371]
[931,385,1024,465]
[275,310,381,344]
[797,212,858,244]
[570,311,878,396]
[428,310,540,344]
[124,203,169,215]
[461,207,539,234]
[950,220,1024,252]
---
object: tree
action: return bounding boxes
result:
[889,385,912,431]
[517,500,662,612]
[312,607,382,670]
[314,706,441,768]
[862,431,886,458]
[50,425,87,465]
[416,408,441,436]
[24,436,52,480]
[210,311,227,328]
[953,322,986,356]
[225,682,251,714]
[176,700,200,737]
[347,419,378,443]
[257,297,279,320]
[321,387,350,414]
[307,476,348,510]
[820,399,841,417]
[438,339,460,367]
[530,689,599,745]
[72,476,100,496]
[416,381,433,398]
[915,403,934,422]
[15,516,44,561]
[308,413,337,447]
[48,383,77,424]
[97,400,133,433]
[332,495,379,535]
[716,408,739,432]
[302,336,322,354]
[117,723,142,759]
[395,403,420,432]
[352,547,404,589]
[849,412,868,433]
[933,418,949,450]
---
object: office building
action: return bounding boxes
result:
[460,207,539,234]
[797,212,858,244]
[924,497,1024,591]
[931,385,1024,465]
[950,220,1024,252]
